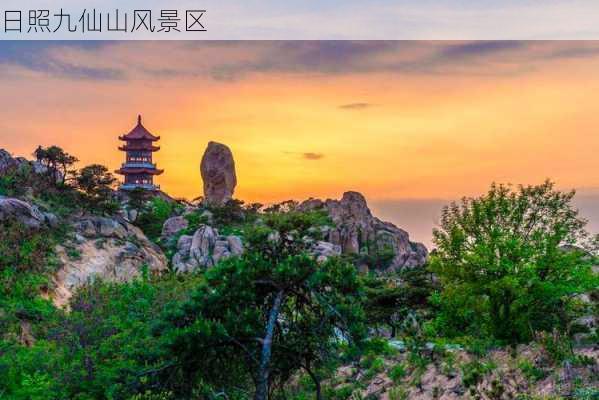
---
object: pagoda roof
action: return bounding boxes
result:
[115,167,164,175]
[119,115,160,141]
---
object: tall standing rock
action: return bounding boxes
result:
[200,141,237,205]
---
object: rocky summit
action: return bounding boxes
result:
[299,191,427,271]
[200,141,237,205]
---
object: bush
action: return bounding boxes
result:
[461,359,495,388]
[389,364,407,383]
[135,197,176,240]
[518,359,546,382]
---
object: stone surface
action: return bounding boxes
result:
[52,216,168,308]
[0,148,65,183]
[227,235,244,255]
[172,223,243,272]
[311,240,342,263]
[161,216,189,240]
[0,149,18,173]
[200,141,237,205]
[299,191,427,271]
[32,161,64,183]
[0,196,51,229]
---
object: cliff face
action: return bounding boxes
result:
[0,196,168,308]
[299,191,428,271]
[52,216,168,308]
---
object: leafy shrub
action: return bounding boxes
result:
[461,359,495,388]
[363,357,385,380]
[538,330,573,364]
[572,387,599,400]
[204,198,255,227]
[387,386,409,400]
[136,197,176,240]
[0,273,205,400]
[518,359,546,382]
[362,337,394,357]
[389,364,407,383]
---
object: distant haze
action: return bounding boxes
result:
[371,191,599,249]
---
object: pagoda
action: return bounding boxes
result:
[115,115,163,190]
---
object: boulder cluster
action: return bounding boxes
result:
[171,224,243,272]
[195,142,426,271]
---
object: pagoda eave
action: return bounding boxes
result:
[118,135,160,142]
[118,145,160,151]
[115,168,164,175]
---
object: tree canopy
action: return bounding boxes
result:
[430,181,598,342]
[154,211,366,400]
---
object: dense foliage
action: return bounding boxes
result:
[430,181,598,342]
[156,254,366,400]
[76,164,119,214]
[152,209,365,400]
[135,197,179,241]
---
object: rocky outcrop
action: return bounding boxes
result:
[299,191,427,271]
[200,141,237,205]
[172,224,243,272]
[161,216,189,241]
[0,149,18,173]
[0,196,57,229]
[0,148,63,182]
[52,216,168,308]
[311,240,342,263]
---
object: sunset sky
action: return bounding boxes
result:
[2,40,599,246]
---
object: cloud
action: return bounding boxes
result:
[5,41,599,82]
[0,41,125,80]
[339,102,374,110]
[437,41,524,60]
[302,152,324,160]
[205,41,599,81]
[283,151,325,160]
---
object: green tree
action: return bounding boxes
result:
[430,181,598,342]
[364,268,434,337]
[127,187,149,210]
[156,211,365,400]
[33,145,78,185]
[75,164,117,213]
